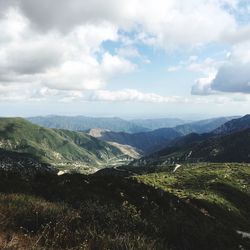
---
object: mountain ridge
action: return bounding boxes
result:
[88,116,237,155]
[0,118,130,173]
[27,115,149,133]
[139,115,250,165]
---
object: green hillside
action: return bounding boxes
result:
[0,118,127,172]
[0,163,249,249]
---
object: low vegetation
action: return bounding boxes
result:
[0,163,249,249]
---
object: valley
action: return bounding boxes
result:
[0,114,249,249]
[0,118,133,174]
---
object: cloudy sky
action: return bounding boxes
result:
[0,0,250,118]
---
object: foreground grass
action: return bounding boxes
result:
[136,163,250,236]
[0,163,249,249]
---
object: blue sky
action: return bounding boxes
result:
[0,0,250,118]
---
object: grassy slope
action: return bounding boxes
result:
[136,163,250,237]
[0,163,249,249]
[0,118,125,170]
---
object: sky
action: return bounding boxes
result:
[0,0,250,118]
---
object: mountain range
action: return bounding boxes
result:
[88,116,237,155]
[28,115,150,133]
[28,115,235,135]
[212,115,250,135]
[0,114,249,249]
[0,115,248,175]
[140,114,250,165]
[130,117,185,129]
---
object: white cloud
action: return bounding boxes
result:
[101,52,136,76]
[192,41,250,95]
[90,89,184,103]
[88,88,250,106]
[211,62,250,93]
[2,0,247,48]
[43,61,104,91]
[191,75,217,95]
[0,7,136,97]
[0,0,250,103]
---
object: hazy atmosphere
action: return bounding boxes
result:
[1,0,250,117]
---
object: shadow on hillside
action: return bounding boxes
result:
[0,170,249,249]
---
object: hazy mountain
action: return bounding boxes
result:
[174,116,238,135]
[140,115,250,165]
[162,115,248,150]
[131,117,185,129]
[212,114,250,135]
[28,115,149,133]
[89,127,181,155]
[0,118,129,172]
[88,116,237,155]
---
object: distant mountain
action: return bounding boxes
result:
[131,118,185,130]
[140,115,250,165]
[88,116,237,155]
[27,115,149,133]
[212,114,250,135]
[174,116,238,135]
[164,115,247,149]
[89,127,181,155]
[0,118,129,172]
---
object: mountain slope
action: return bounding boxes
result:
[0,118,127,172]
[212,114,250,135]
[143,128,250,165]
[27,115,149,133]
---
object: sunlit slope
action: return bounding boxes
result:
[0,118,126,169]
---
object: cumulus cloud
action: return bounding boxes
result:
[0,0,249,103]
[1,0,246,47]
[211,63,250,93]
[0,39,62,75]
[192,41,250,95]
[0,6,135,98]
[191,75,217,95]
